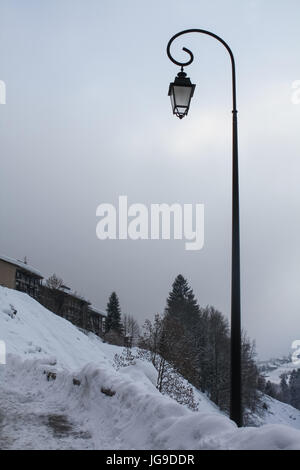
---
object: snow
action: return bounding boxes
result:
[0,287,115,371]
[88,305,107,317]
[59,285,90,303]
[261,359,299,384]
[0,254,43,278]
[1,286,300,450]
[252,395,300,430]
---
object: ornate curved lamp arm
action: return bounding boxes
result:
[166,29,237,112]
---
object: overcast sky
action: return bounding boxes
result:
[0,0,299,359]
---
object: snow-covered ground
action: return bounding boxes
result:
[1,286,300,450]
[259,358,299,385]
[251,395,300,430]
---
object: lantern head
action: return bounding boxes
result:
[168,69,195,119]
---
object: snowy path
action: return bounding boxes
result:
[0,358,142,450]
[0,371,95,450]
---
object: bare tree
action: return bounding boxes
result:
[122,314,140,346]
[46,274,64,290]
[139,314,163,364]
[104,329,124,346]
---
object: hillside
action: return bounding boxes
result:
[1,286,300,450]
[259,357,299,384]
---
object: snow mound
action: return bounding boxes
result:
[1,286,300,450]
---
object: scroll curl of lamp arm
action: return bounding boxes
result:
[166,29,237,112]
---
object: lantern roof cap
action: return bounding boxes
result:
[168,70,195,96]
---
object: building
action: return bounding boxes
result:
[87,305,106,336]
[0,254,43,299]
[39,283,90,330]
[39,284,106,337]
[0,253,106,338]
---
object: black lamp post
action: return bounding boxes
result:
[167,29,242,427]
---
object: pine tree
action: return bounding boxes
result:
[140,275,263,418]
[289,369,300,410]
[280,373,291,404]
[165,274,200,330]
[241,333,262,418]
[161,275,201,388]
[105,292,122,334]
[195,306,230,410]
[265,380,278,399]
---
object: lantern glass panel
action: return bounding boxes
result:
[173,85,193,108]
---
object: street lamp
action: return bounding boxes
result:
[168,69,195,119]
[167,29,242,427]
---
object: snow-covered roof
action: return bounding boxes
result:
[42,279,90,304]
[88,305,106,317]
[60,286,90,303]
[0,254,43,278]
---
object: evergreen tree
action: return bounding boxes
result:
[160,314,197,383]
[195,306,230,410]
[163,275,201,385]
[241,333,262,418]
[280,373,291,404]
[290,369,300,410]
[265,380,278,399]
[105,292,122,334]
[140,275,264,419]
[165,274,200,330]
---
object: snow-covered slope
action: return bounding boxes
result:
[252,395,300,430]
[1,286,300,450]
[0,286,119,371]
[259,358,299,385]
